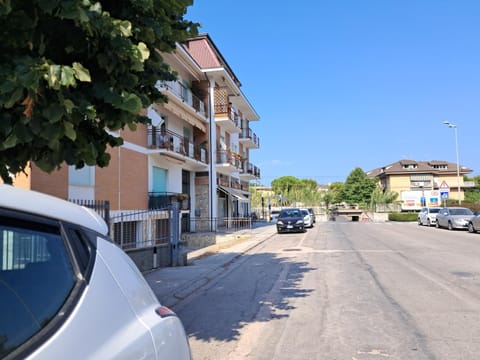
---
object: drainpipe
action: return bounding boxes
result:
[208,77,217,229]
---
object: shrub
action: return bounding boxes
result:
[388,212,418,222]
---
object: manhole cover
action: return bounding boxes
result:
[283,248,301,252]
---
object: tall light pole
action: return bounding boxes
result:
[443,121,461,204]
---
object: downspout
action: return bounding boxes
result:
[208,77,217,222]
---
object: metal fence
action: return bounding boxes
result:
[187,217,253,233]
[109,209,171,250]
[69,199,110,230]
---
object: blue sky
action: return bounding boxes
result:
[187,1,480,186]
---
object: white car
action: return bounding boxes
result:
[300,208,314,228]
[417,207,442,226]
[0,185,191,360]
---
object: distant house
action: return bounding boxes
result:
[367,159,473,210]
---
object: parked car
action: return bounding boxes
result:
[307,208,316,223]
[276,208,305,233]
[417,207,442,226]
[269,210,280,222]
[0,185,191,360]
[468,212,480,233]
[300,208,314,228]
[436,207,474,230]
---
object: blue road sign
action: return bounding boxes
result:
[440,191,449,200]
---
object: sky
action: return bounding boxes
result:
[186,1,480,186]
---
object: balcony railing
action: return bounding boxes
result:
[156,80,207,118]
[240,127,260,147]
[217,149,242,169]
[148,127,208,163]
[148,192,189,210]
[214,103,241,128]
[242,161,261,178]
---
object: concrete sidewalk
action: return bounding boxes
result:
[144,223,277,308]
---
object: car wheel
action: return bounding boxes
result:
[418,218,422,225]
[427,219,431,226]
[436,222,440,228]
[448,221,453,230]
[468,223,475,233]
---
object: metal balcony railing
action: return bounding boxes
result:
[156,80,207,118]
[148,127,208,163]
[217,149,242,169]
[148,192,190,211]
[241,127,260,147]
[214,103,241,129]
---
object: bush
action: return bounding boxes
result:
[388,212,418,222]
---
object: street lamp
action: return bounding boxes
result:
[443,121,461,204]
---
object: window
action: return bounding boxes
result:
[0,217,75,358]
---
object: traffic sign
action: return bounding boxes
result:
[440,191,449,200]
[439,181,450,190]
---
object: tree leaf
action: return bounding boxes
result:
[72,62,91,82]
[137,42,150,62]
[64,121,76,141]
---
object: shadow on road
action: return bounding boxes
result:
[176,251,316,343]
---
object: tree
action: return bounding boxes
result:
[340,167,377,207]
[0,0,197,183]
[271,176,320,206]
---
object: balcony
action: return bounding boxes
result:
[216,149,242,175]
[239,161,261,180]
[156,80,208,130]
[214,103,241,134]
[148,192,189,210]
[148,127,208,167]
[239,127,260,149]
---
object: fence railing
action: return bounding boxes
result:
[186,217,253,233]
[109,209,171,250]
[69,199,110,231]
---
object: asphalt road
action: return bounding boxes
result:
[174,221,480,360]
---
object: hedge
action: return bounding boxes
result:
[388,212,418,222]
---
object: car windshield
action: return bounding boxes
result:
[301,210,308,216]
[280,209,301,217]
[429,208,440,213]
[450,208,473,215]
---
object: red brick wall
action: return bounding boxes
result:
[96,147,148,210]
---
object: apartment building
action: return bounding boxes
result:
[12,33,260,237]
[368,159,473,210]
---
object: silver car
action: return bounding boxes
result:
[0,185,191,360]
[417,207,442,226]
[436,207,474,230]
[468,212,480,233]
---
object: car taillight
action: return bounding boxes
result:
[155,305,177,318]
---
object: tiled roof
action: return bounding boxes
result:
[367,159,473,178]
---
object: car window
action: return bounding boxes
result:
[0,218,75,358]
[450,208,473,216]
[280,209,301,217]
[429,209,440,214]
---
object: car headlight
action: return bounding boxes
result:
[277,220,284,225]
[296,220,304,225]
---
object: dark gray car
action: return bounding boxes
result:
[436,207,474,230]
[276,208,305,234]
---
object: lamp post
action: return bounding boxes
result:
[443,121,461,204]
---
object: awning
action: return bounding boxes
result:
[218,186,249,201]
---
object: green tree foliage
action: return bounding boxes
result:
[340,167,377,207]
[369,183,399,209]
[0,0,197,183]
[271,176,320,206]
